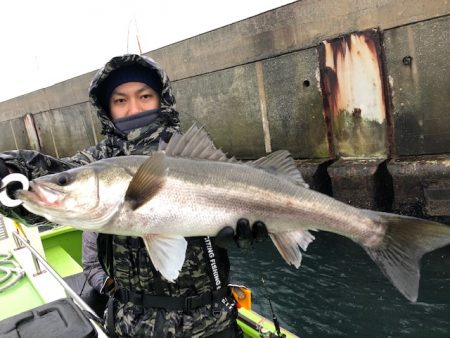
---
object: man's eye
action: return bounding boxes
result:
[141,94,152,100]
[113,98,126,104]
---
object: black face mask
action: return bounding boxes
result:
[113,108,161,133]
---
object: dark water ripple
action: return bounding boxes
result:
[228,232,450,338]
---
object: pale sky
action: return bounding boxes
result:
[0,0,294,102]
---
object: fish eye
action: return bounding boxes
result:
[55,173,71,186]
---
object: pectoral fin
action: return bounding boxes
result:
[125,151,168,210]
[142,234,188,282]
[269,229,315,268]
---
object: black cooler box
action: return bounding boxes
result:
[0,298,97,338]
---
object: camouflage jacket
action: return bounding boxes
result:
[0,54,237,337]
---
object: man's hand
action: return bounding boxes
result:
[100,276,116,296]
[215,218,269,249]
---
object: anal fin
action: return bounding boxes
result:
[269,229,315,268]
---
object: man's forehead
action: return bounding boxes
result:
[111,82,156,95]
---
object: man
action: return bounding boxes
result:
[0,54,266,337]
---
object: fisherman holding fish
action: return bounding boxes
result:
[0,54,267,338]
[3,53,450,338]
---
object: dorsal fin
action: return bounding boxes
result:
[159,124,236,162]
[249,150,309,188]
[125,151,168,210]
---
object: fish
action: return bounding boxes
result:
[16,124,450,302]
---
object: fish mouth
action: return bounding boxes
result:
[18,182,64,207]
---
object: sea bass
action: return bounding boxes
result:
[17,125,450,302]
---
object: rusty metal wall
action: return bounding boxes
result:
[319,29,389,159]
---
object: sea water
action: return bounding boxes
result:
[229,232,450,337]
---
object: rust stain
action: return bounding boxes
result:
[325,30,386,122]
[318,53,337,158]
[319,29,388,158]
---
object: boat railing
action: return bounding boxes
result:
[11,231,103,323]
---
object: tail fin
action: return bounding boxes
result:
[364,211,450,302]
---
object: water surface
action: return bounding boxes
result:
[229,232,450,337]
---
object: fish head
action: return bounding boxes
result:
[17,162,132,230]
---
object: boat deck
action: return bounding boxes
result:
[0,226,83,320]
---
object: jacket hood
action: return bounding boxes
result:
[89,54,180,138]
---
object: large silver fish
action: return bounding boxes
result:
[17,125,450,302]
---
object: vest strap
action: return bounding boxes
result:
[115,287,229,312]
